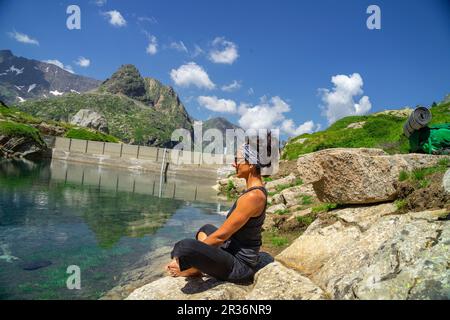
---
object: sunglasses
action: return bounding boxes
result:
[234,156,245,164]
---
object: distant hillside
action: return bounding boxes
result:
[0,50,101,104]
[282,99,450,160]
[14,64,193,147]
[1,101,119,159]
[202,117,241,134]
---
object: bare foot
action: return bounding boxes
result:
[166,258,202,278]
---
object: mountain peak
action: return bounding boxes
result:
[99,64,146,98]
[0,49,14,62]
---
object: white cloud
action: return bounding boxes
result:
[8,31,39,45]
[247,88,254,96]
[238,96,289,131]
[209,37,239,64]
[170,62,215,90]
[319,73,372,124]
[75,56,90,67]
[93,0,107,6]
[103,10,127,27]
[43,59,74,74]
[198,96,237,113]
[237,96,318,136]
[281,119,316,136]
[192,44,204,58]
[146,35,158,55]
[169,41,188,53]
[137,16,158,24]
[195,94,318,137]
[221,80,241,92]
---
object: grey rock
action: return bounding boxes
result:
[126,253,326,300]
[277,203,450,300]
[266,203,287,215]
[346,121,366,129]
[70,109,109,134]
[296,148,450,204]
[443,169,450,193]
[265,174,297,192]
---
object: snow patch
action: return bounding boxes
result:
[14,85,24,91]
[17,96,26,103]
[28,84,37,92]
[70,89,80,94]
[7,65,24,75]
[50,90,64,96]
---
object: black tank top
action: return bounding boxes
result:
[223,186,267,268]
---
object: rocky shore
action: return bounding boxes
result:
[125,148,450,300]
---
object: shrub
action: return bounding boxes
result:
[300,195,313,205]
[226,180,237,200]
[64,127,118,143]
[312,203,340,213]
[296,214,316,227]
[270,236,289,247]
[274,209,290,215]
[394,199,407,210]
[399,170,409,181]
[438,158,449,167]
[274,177,303,193]
[418,179,430,189]
[0,120,44,145]
[226,179,235,192]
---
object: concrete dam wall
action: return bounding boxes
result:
[51,137,227,177]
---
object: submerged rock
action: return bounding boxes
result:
[102,246,172,300]
[21,260,52,271]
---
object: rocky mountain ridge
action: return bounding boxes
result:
[0,50,101,104]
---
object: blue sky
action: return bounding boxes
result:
[1,0,449,137]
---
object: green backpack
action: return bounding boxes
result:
[409,123,450,155]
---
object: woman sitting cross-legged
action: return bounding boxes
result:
[165,143,269,283]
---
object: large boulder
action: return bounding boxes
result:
[296,148,450,204]
[70,109,109,134]
[126,254,326,300]
[276,204,450,299]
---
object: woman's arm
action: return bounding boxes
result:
[202,190,266,247]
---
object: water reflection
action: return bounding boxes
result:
[0,159,228,299]
[50,159,226,204]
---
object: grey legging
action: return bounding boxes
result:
[170,224,256,283]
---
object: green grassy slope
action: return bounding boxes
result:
[14,92,185,146]
[0,104,119,145]
[282,101,450,160]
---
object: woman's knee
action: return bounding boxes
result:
[172,238,198,257]
[196,224,216,239]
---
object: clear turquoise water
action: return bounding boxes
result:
[0,159,228,300]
